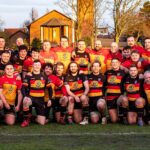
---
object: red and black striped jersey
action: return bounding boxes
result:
[88,73,106,97]
[22,73,52,98]
[12,55,27,74]
[105,69,126,100]
[143,83,150,104]
[72,51,90,75]
[124,75,143,101]
[64,73,87,97]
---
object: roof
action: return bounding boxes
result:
[4,28,26,37]
[28,10,73,27]
[42,18,67,27]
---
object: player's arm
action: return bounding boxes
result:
[0,89,10,109]
[83,80,89,96]
[65,84,76,97]
[21,76,29,97]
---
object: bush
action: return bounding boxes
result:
[31,38,42,49]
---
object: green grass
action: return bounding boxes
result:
[0,123,150,150]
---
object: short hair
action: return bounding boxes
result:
[123,46,132,51]
[1,50,11,55]
[43,40,51,44]
[5,63,14,69]
[144,71,150,78]
[131,50,140,55]
[31,47,40,53]
[91,60,101,67]
[33,59,41,64]
[0,36,5,39]
[61,36,68,41]
[78,39,85,43]
[129,64,137,69]
[18,45,28,51]
[145,37,150,41]
[43,63,53,70]
[111,58,120,62]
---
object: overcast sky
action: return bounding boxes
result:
[0,0,61,28]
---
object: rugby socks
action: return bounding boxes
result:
[83,105,89,119]
[60,106,66,117]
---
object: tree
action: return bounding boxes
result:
[30,8,39,22]
[55,0,108,46]
[123,1,150,42]
[112,0,146,43]
[22,20,31,28]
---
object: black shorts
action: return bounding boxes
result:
[4,105,15,115]
[89,97,101,112]
[52,98,61,112]
[107,98,117,109]
[74,101,82,109]
[128,101,137,112]
[30,97,45,116]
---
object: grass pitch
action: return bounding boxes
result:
[0,123,150,150]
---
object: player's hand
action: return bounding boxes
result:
[74,96,80,102]
[137,61,142,68]
[139,73,144,79]
[4,103,10,110]
[47,100,52,107]
[27,72,32,76]
[15,105,20,112]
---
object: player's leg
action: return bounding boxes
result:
[117,95,128,124]
[128,101,137,125]
[73,101,82,124]
[136,97,145,126]
[107,99,118,123]
[21,97,32,127]
[97,98,107,124]
[59,96,68,124]
[4,105,16,125]
[35,99,46,125]
[79,95,89,125]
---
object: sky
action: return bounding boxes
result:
[0,0,113,29]
[0,0,61,28]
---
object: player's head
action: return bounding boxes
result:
[131,50,140,62]
[42,40,51,52]
[0,37,5,49]
[32,59,41,73]
[95,39,102,50]
[91,61,101,75]
[5,63,14,77]
[110,42,119,53]
[1,51,11,64]
[127,36,135,47]
[55,62,64,76]
[122,46,132,58]
[144,71,150,84]
[77,39,86,52]
[111,58,120,71]
[145,37,150,51]
[31,47,40,60]
[18,45,28,59]
[60,36,69,48]
[68,61,79,75]
[16,37,24,46]
[43,63,53,76]
[129,64,138,78]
